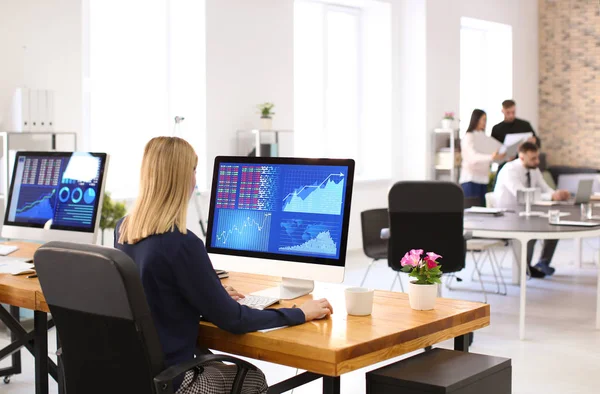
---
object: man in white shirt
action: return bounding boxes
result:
[494,142,570,278]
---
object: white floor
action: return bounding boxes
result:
[2,238,600,393]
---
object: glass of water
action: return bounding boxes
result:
[580,203,593,220]
[548,209,561,224]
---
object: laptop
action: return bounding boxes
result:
[534,179,594,206]
[557,179,594,205]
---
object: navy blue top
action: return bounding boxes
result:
[114,220,305,389]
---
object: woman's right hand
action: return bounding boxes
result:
[300,298,334,321]
[492,150,506,161]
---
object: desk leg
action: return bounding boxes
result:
[511,241,520,285]
[519,240,528,340]
[576,238,583,268]
[596,241,600,330]
[454,334,470,352]
[34,311,48,394]
[323,376,340,394]
[9,306,22,375]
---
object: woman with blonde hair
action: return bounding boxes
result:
[116,137,333,393]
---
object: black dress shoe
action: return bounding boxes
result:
[528,266,546,278]
[535,261,555,276]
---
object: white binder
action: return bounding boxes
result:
[29,89,39,131]
[38,90,48,131]
[20,87,30,132]
[46,90,55,131]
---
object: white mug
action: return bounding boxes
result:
[345,287,374,316]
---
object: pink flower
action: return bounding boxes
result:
[425,258,438,269]
[410,249,424,258]
[424,252,442,269]
[401,252,420,267]
[426,252,442,261]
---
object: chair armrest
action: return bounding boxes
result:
[463,231,473,241]
[380,228,390,240]
[154,354,258,394]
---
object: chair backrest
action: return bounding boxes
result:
[464,197,480,209]
[485,192,496,208]
[35,241,165,394]
[387,181,465,274]
[360,208,389,260]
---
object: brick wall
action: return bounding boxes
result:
[539,0,600,168]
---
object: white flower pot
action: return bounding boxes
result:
[260,117,272,130]
[441,119,452,129]
[408,282,437,310]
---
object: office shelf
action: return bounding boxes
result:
[433,128,460,182]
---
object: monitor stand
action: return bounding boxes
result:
[252,277,315,300]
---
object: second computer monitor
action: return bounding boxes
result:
[206,156,354,296]
[2,151,108,244]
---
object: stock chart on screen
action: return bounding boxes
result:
[7,154,103,230]
[210,162,349,259]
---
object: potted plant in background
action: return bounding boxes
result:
[257,102,275,130]
[441,112,454,129]
[401,249,443,310]
[100,192,127,245]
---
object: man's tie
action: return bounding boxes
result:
[526,171,531,188]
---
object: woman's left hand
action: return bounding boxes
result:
[224,285,245,301]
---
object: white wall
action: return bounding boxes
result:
[205,0,294,183]
[426,0,539,152]
[0,0,82,137]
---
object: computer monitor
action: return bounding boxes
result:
[2,152,109,244]
[206,156,355,299]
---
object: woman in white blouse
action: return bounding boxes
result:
[459,109,505,206]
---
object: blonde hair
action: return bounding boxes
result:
[118,136,198,244]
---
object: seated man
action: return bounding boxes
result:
[494,142,571,278]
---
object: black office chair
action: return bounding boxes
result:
[387,182,466,286]
[34,241,258,394]
[360,209,399,289]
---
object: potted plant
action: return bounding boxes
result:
[257,102,275,130]
[100,192,127,245]
[401,249,443,310]
[441,112,454,129]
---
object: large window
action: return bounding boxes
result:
[460,17,512,136]
[294,0,391,179]
[85,0,206,198]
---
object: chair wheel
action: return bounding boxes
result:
[3,376,11,384]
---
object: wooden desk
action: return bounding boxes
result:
[0,242,44,311]
[1,243,490,394]
[201,273,490,393]
[0,241,57,394]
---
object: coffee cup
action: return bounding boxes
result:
[345,287,374,316]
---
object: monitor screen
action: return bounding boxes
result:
[4,152,107,233]
[206,157,354,266]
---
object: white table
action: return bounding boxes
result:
[464,207,600,340]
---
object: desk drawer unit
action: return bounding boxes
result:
[366,349,511,394]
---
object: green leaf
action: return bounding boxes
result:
[100,192,127,231]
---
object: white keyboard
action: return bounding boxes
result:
[238,295,280,310]
[0,245,19,256]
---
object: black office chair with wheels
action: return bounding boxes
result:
[387,182,467,288]
[34,241,258,394]
[360,209,400,289]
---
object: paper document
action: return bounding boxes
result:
[472,133,502,155]
[464,207,505,214]
[258,326,288,333]
[0,260,35,275]
[499,132,533,156]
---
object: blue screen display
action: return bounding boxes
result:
[210,162,349,259]
[6,153,104,231]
